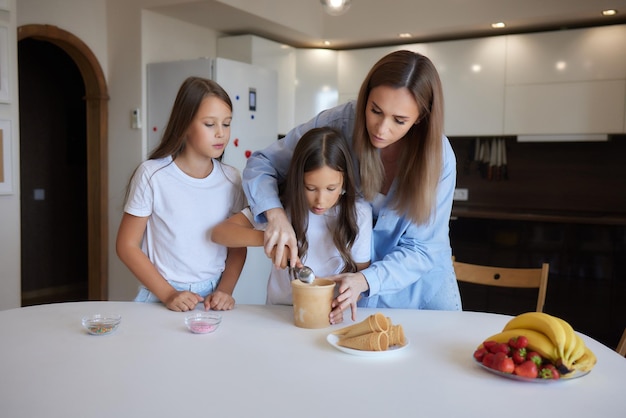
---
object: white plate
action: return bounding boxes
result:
[326,333,410,357]
[474,358,590,382]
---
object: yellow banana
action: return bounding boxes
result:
[568,334,587,364]
[502,312,567,359]
[570,346,597,373]
[551,315,577,361]
[561,346,596,378]
[481,328,558,363]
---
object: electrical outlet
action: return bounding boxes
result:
[453,188,468,201]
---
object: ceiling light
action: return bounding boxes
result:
[602,9,617,16]
[399,33,412,39]
[491,22,506,29]
[320,0,352,16]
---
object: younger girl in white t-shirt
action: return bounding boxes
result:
[116,77,246,312]
[212,127,372,324]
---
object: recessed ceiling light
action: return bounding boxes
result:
[491,22,506,29]
[399,33,412,39]
[602,9,617,16]
[323,40,331,46]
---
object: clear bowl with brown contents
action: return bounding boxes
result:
[81,314,122,335]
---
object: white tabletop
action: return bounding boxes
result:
[1,301,624,418]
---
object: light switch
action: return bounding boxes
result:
[131,108,142,129]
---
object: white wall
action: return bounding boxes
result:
[0,0,20,310]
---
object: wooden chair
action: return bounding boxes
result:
[452,257,549,313]
[617,328,626,356]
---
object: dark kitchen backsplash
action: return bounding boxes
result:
[449,135,626,215]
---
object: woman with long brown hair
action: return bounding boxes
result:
[243,50,461,321]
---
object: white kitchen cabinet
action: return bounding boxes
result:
[504,25,626,134]
[427,37,507,136]
[505,80,626,135]
[337,45,411,102]
[506,25,626,84]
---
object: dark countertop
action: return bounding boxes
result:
[451,206,626,226]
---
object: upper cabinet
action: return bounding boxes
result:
[504,25,626,135]
[428,37,507,136]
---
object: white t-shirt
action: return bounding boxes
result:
[124,156,246,284]
[244,199,373,305]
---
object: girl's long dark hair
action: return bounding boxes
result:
[283,127,359,273]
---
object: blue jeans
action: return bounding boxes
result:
[134,278,220,303]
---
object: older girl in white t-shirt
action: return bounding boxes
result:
[212,127,372,324]
[116,77,246,312]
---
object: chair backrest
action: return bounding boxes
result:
[617,328,626,357]
[452,258,549,312]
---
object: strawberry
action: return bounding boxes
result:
[526,351,543,367]
[492,342,511,355]
[511,347,527,364]
[482,352,495,368]
[482,340,498,353]
[539,363,560,380]
[514,360,538,379]
[508,335,529,349]
[492,352,515,374]
[473,347,488,362]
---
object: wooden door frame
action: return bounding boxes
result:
[18,24,109,300]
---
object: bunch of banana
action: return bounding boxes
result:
[482,312,596,376]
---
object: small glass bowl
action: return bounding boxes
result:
[81,314,122,335]
[185,312,222,334]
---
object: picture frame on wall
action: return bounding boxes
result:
[0,119,13,195]
[0,25,9,103]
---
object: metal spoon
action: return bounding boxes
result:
[291,265,315,284]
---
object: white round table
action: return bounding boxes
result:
[0,301,624,417]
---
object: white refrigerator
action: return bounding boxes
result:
[147,57,277,304]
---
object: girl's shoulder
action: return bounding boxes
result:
[214,160,242,184]
[134,156,173,179]
[354,198,373,215]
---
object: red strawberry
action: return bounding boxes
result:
[492,342,511,355]
[482,340,498,353]
[482,352,495,368]
[539,363,560,380]
[526,351,543,367]
[492,352,515,374]
[508,335,529,349]
[511,347,527,364]
[473,347,488,362]
[514,360,538,379]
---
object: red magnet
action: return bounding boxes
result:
[233,138,239,147]
[245,150,252,158]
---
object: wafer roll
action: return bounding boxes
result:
[388,324,406,347]
[332,313,389,338]
[338,331,389,351]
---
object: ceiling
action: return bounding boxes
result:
[148,0,626,49]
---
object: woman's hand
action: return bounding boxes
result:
[329,272,369,322]
[164,290,204,312]
[204,290,235,311]
[264,208,298,268]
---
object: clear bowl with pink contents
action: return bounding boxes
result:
[185,312,222,334]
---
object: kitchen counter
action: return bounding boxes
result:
[452,206,626,226]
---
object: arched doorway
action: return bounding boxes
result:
[17,24,108,302]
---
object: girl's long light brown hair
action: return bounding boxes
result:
[150,76,232,160]
[353,50,444,225]
[124,77,235,202]
[282,127,359,273]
